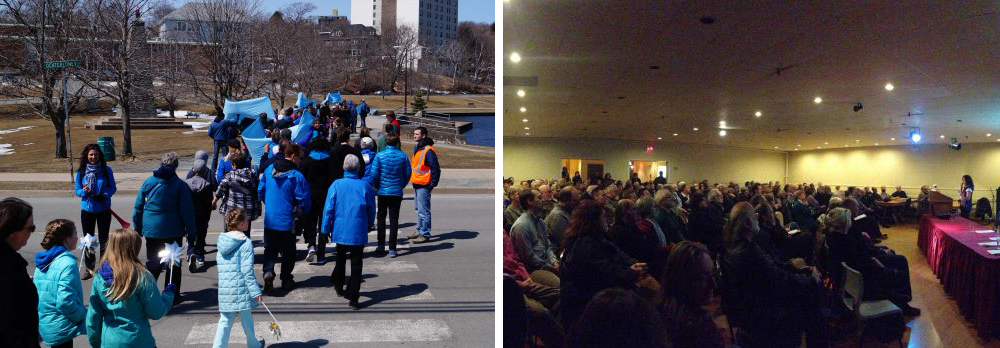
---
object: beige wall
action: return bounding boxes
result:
[503,137,787,184]
[788,143,1000,201]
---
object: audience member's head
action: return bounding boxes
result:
[842,198,860,217]
[564,200,609,247]
[160,152,179,169]
[566,287,669,348]
[660,241,715,306]
[825,207,852,235]
[635,196,657,219]
[519,189,541,213]
[724,201,758,244]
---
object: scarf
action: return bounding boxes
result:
[84,164,100,194]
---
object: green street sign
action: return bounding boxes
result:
[44,60,81,69]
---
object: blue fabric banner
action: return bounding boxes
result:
[325,93,342,105]
[296,92,318,108]
[223,96,275,122]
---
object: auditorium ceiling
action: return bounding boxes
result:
[503,1,1000,151]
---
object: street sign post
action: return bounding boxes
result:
[46,60,80,181]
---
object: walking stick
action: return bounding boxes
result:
[260,300,283,341]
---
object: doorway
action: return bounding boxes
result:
[562,158,605,183]
[629,160,668,183]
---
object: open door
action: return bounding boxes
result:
[629,160,667,183]
[562,158,605,183]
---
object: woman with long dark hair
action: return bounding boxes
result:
[0,197,39,347]
[960,174,974,218]
[75,143,117,280]
[560,200,653,331]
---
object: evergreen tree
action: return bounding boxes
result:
[411,92,427,112]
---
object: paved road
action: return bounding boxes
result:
[12,193,495,347]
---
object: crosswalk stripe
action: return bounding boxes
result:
[253,260,419,275]
[265,285,433,303]
[251,243,408,253]
[183,319,452,344]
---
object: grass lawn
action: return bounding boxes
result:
[0,115,493,172]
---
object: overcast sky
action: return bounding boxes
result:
[250,0,495,23]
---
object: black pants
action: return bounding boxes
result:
[263,229,296,281]
[301,204,321,249]
[145,236,184,293]
[377,195,403,250]
[52,340,73,348]
[193,213,210,257]
[82,209,112,270]
[332,244,364,302]
[868,254,914,307]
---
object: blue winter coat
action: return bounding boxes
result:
[33,247,85,346]
[86,263,173,348]
[360,149,376,182]
[258,159,311,231]
[208,120,235,141]
[322,172,376,246]
[215,232,261,312]
[364,146,411,197]
[74,166,117,213]
[216,156,233,184]
[133,166,197,240]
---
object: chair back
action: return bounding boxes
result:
[841,262,864,314]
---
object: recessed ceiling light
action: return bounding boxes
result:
[795,148,799,151]
[855,139,859,142]
[755,111,762,117]
[824,142,829,145]
[814,96,823,104]
[516,89,525,97]
[525,133,530,135]
[885,83,894,91]
[774,146,778,149]
[719,121,726,127]
[673,133,678,136]
[657,137,662,140]
[510,52,521,63]
[891,137,896,141]
[524,127,529,130]
[796,144,801,147]
[875,143,879,145]
[522,118,528,122]
[520,107,527,113]
[996,139,999,142]
[940,134,945,139]
[719,130,727,136]
[693,127,699,131]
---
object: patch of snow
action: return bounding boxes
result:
[0,126,34,134]
[21,143,33,146]
[0,144,13,155]
[182,121,210,135]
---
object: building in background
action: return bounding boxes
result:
[351,0,458,47]
[320,24,379,69]
[317,9,351,29]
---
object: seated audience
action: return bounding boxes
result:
[825,206,920,316]
[653,190,686,243]
[686,190,725,255]
[503,232,563,347]
[720,202,829,348]
[545,186,577,252]
[503,188,522,232]
[891,186,907,198]
[610,199,664,278]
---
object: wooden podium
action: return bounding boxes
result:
[928,191,954,216]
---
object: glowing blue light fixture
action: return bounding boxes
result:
[910,130,922,143]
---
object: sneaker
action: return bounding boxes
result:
[263,273,275,295]
[306,247,316,262]
[281,279,296,291]
[81,270,94,280]
[349,299,360,310]
[407,232,421,240]
[334,287,345,298]
[375,244,385,254]
[197,256,205,267]
[258,339,265,348]
[389,250,397,258]
[188,259,197,273]
[410,235,431,244]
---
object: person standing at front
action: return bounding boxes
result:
[258,143,311,294]
[133,152,196,304]
[75,144,117,280]
[409,127,440,244]
[960,174,974,219]
[322,154,376,310]
[364,134,412,258]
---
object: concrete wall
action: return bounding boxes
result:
[503,137,787,184]
[788,143,1000,201]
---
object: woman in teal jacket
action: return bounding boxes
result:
[86,229,176,348]
[322,155,376,309]
[34,219,85,348]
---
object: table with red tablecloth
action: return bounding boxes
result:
[918,215,1000,338]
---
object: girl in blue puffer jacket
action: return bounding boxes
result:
[34,219,85,348]
[213,208,264,348]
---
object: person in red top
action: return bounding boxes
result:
[503,232,563,347]
[385,110,401,134]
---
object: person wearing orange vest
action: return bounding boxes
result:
[408,126,441,244]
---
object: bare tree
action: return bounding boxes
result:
[150,42,187,117]
[0,0,89,158]
[437,39,464,92]
[74,0,160,156]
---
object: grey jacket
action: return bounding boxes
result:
[510,211,558,272]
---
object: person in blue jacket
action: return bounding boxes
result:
[258,143,311,294]
[86,228,176,348]
[363,134,411,258]
[348,100,357,133]
[34,219,85,348]
[133,152,196,303]
[215,139,242,185]
[358,100,370,130]
[208,113,237,173]
[74,143,117,280]
[212,209,264,348]
[322,154,376,310]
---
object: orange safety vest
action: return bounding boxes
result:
[410,146,438,185]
